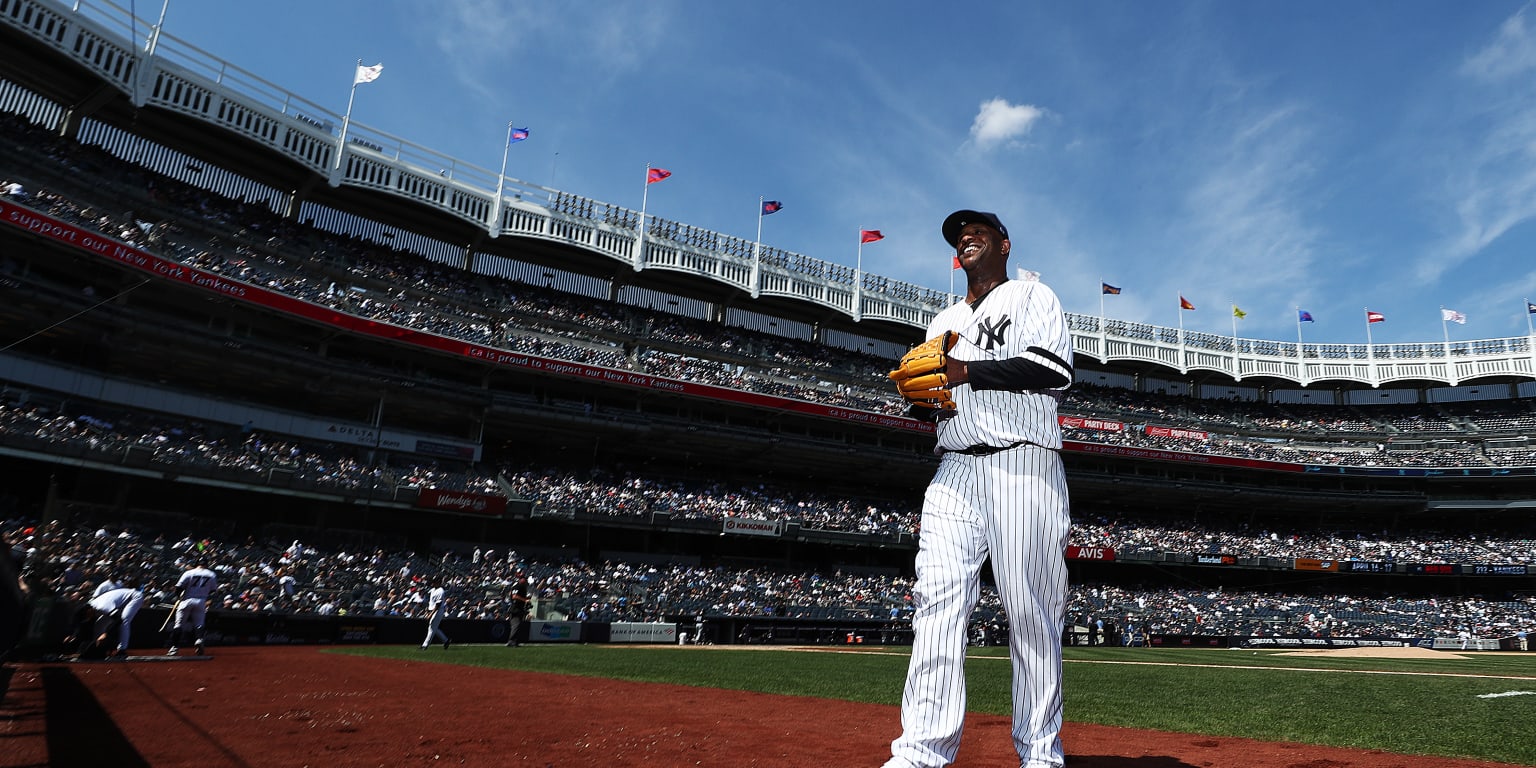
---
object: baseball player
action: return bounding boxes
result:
[83,586,146,658]
[884,210,1073,768]
[91,575,123,599]
[168,557,218,656]
[421,579,451,649]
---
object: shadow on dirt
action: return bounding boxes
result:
[42,666,149,767]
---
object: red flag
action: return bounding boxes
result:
[1179,295,1195,310]
[1367,310,1385,323]
[952,255,962,270]
[647,167,671,184]
[860,229,884,243]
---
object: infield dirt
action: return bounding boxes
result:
[1,645,1527,768]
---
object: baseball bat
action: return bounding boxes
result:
[159,599,180,632]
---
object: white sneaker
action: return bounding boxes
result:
[167,647,178,656]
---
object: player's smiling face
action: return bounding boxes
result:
[955,223,1009,271]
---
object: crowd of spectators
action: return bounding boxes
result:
[12,394,1536,562]
[1070,511,1536,565]
[1062,583,1535,642]
[0,398,495,496]
[8,516,1534,645]
[7,111,1536,650]
[11,112,1536,468]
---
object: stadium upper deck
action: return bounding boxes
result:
[5,0,1536,394]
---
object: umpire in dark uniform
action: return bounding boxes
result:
[505,577,530,647]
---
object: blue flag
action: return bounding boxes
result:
[1298,310,1314,323]
[762,200,783,215]
[509,127,530,143]
[1101,283,1121,295]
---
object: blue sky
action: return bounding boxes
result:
[151,1,1536,345]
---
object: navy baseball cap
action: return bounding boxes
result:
[942,210,1008,246]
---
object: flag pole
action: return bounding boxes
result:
[1176,292,1188,375]
[1099,278,1106,329]
[856,232,864,279]
[1441,305,1452,381]
[754,196,765,258]
[496,121,513,201]
[1295,306,1305,383]
[751,196,764,298]
[855,231,865,320]
[493,121,514,223]
[640,164,652,224]
[636,164,652,271]
[145,0,169,57]
[334,59,362,173]
[1527,297,1536,379]
[854,228,866,287]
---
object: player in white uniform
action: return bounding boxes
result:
[91,576,123,599]
[86,586,146,658]
[421,581,451,649]
[169,558,218,656]
[885,210,1073,768]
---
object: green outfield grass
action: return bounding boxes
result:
[339,645,1536,765]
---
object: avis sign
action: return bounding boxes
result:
[1065,546,1116,561]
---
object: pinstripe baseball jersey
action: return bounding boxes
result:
[927,278,1073,451]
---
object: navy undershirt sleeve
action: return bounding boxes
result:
[967,354,1070,391]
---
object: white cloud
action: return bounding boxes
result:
[1461,8,1536,80]
[1176,104,1320,311]
[428,1,673,98]
[1418,6,1536,283]
[969,98,1045,148]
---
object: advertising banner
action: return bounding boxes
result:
[531,620,583,643]
[1194,554,1238,565]
[722,518,783,537]
[1408,563,1461,575]
[1294,558,1340,572]
[1145,425,1210,441]
[1066,546,1117,561]
[1467,564,1528,576]
[1342,561,1394,573]
[1059,416,1124,432]
[1241,637,1412,649]
[416,489,508,517]
[609,622,679,643]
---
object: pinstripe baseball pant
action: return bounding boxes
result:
[886,444,1069,768]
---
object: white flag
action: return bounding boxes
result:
[1441,308,1467,324]
[354,63,384,85]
